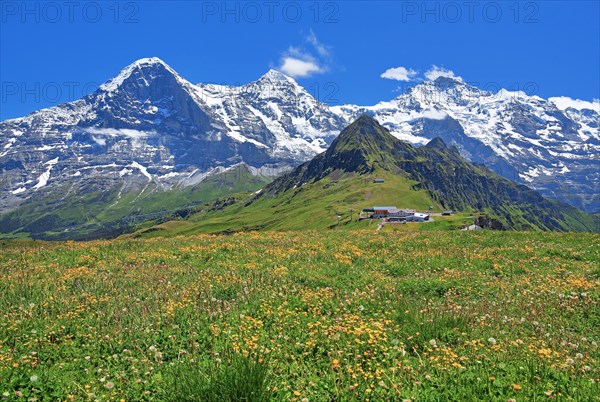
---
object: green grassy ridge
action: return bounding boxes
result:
[0,165,270,240]
[266,116,597,232]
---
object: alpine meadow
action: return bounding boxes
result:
[1,1,599,401]
[1,231,598,400]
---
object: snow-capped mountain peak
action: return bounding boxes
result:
[193,68,346,159]
[244,69,307,99]
[98,57,186,93]
[402,78,490,107]
[259,69,295,82]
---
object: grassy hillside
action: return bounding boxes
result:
[133,169,440,237]
[0,164,270,240]
[1,231,598,401]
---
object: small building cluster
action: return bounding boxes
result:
[361,206,430,222]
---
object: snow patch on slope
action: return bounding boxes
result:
[131,161,152,181]
[549,97,600,112]
[33,158,59,190]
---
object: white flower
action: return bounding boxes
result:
[576,353,584,359]
[105,381,115,389]
[488,337,497,345]
[429,339,438,348]
[149,345,157,352]
[30,375,38,382]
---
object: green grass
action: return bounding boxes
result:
[0,230,598,401]
[165,352,272,402]
[134,169,441,237]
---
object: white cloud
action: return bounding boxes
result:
[83,128,156,149]
[424,65,463,81]
[420,108,448,120]
[84,128,154,139]
[381,66,418,81]
[307,29,331,58]
[276,31,332,78]
[279,57,323,78]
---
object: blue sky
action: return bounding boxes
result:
[1,0,599,120]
